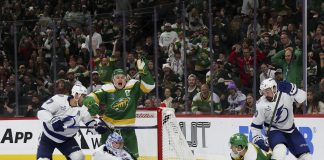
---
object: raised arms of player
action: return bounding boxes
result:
[136,59,155,94]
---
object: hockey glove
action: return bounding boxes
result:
[277,80,294,94]
[136,59,146,74]
[95,122,108,134]
[51,117,65,132]
[255,139,269,152]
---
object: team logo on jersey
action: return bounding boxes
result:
[125,89,131,97]
[60,106,67,110]
[62,115,76,128]
[111,98,129,112]
[274,105,289,123]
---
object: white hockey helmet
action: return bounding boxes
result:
[105,132,124,150]
[259,78,277,95]
[71,84,87,97]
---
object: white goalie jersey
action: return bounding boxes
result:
[251,89,306,134]
[37,94,97,143]
[92,145,133,160]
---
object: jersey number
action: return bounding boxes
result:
[45,98,54,104]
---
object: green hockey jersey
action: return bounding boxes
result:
[83,73,155,125]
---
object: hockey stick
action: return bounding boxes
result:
[64,125,157,129]
[266,91,282,136]
[266,58,291,136]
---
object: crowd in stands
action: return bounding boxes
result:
[0,0,324,117]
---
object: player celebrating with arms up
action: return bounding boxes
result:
[83,58,155,158]
[229,133,271,160]
[37,84,107,160]
[251,78,312,160]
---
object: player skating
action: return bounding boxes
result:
[83,58,155,158]
[36,84,107,160]
[92,132,134,160]
[251,78,312,160]
[229,133,271,160]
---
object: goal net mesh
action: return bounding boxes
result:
[159,107,195,160]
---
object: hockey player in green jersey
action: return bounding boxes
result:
[229,133,271,160]
[83,59,155,158]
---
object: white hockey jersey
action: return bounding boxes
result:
[92,145,133,160]
[251,89,306,134]
[37,94,96,143]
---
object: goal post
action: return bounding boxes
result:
[155,107,195,160]
[136,107,195,160]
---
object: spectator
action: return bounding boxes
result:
[171,98,185,113]
[306,88,324,114]
[274,68,284,81]
[2,100,15,117]
[276,32,292,52]
[85,25,102,57]
[54,79,70,95]
[259,63,276,84]
[188,7,205,31]
[191,84,221,114]
[25,95,40,117]
[35,77,51,101]
[87,71,104,94]
[225,82,247,114]
[241,93,254,115]
[143,98,155,108]
[228,46,265,93]
[168,49,184,78]
[186,74,200,102]
[307,51,320,87]
[161,63,179,90]
[159,23,179,56]
[271,47,303,87]
[162,87,173,108]
[193,36,212,79]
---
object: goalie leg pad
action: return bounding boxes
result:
[69,150,85,160]
[272,144,286,160]
[298,153,312,160]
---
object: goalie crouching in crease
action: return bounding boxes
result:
[229,133,271,160]
[250,78,312,160]
[92,132,134,160]
[83,58,155,158]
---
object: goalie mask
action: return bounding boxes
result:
[106,132,124,150]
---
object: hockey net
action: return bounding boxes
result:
[136,107,195,160]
